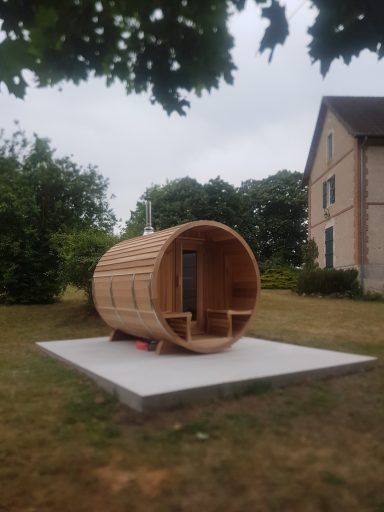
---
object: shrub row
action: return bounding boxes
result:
[295,268,360,297]
[261,268,299,289]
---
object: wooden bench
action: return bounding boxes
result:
[206,309,252,337]
[163,312,192,342]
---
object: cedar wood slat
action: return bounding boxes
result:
[94,258,157,272]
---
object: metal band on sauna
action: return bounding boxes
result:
[131,273,138,310]
[131,273,152,338]
[109,276,125,327]
[148,273,154,311]
[92,278,98,309]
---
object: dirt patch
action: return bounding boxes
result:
[96,463,170,497]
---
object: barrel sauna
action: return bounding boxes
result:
[93,220,260,354]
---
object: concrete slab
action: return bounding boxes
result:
[36,337,376,412]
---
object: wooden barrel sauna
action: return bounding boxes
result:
[93,220,260,354]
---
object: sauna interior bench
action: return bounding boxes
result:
[163,312,192,342]
[206,309,253,337]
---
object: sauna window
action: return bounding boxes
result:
[182,250,197,320]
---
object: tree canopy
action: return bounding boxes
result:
[1,0,382,114]
[124,176,242,239]
[238,170,307,266]
[123,171,307,267]
[0,128,116,303]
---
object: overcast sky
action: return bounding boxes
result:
[1,0,383,228]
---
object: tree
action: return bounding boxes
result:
[308,0,384,76]
[1,1,382,115]
[123,176,241,237]
[124,172,307,267]
[203,176,242,229]
[53,229,118,305]
[239,170,307,266]
[0,129,116,303]
[124,177,207,237]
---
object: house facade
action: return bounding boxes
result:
[304,96,384,293]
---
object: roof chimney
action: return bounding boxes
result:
[143,200,154,236]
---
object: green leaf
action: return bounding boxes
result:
[259,0,289,61]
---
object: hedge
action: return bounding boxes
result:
[295,268,360,297]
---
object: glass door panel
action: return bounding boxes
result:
[182,250,197,320]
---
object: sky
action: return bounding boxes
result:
[1,0,384,229]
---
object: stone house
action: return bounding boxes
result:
[303,96,384,292]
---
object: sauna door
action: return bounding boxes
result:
[176,240,204,333]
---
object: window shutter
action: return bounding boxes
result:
[325,226,334,268]
[329,175,335,204]
[322,181,327,208]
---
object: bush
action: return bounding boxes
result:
[302,238,319,271]
[261,267,299,289]
[0,130,116,304]
[296,268,360,297]
[54,229,118,305]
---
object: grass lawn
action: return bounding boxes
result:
[1,289,383,512]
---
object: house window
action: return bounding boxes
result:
[322,175,335,208]
[326,132,333,162]
[325,226,334,268]
[322,181,327,208]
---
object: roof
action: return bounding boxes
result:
[303,96,384,184]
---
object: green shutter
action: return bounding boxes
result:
[325,226,333,268]
[329,175,335,204]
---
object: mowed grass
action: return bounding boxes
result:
[0,289,383,512]
[251,290,384,357]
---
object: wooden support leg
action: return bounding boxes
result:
[156,340,182,355]
[110,329,137,341]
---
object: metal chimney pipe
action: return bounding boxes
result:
[143,200,154,236]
